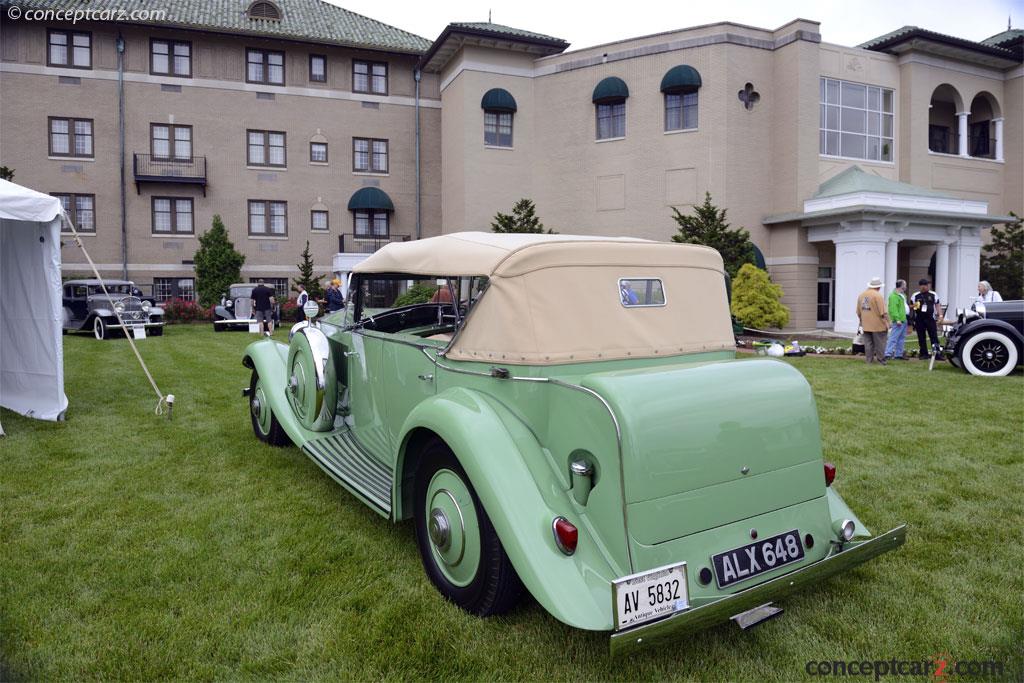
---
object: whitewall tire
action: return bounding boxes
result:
[93,317,108,340]
[959,330,1018,377]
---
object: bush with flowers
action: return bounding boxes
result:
[162,298,211,323]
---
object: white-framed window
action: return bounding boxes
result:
[484,111,513,147]
[820,78,894,162]
[665,92,697,131]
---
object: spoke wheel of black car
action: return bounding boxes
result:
[93,317,107,340]
[249,369,290,446]
[960,330,1018,377]
[414,441,523,616]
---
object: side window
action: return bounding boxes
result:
[354,276,488,336]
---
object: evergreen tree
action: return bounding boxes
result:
[731,263,790,329]
[0,166,14,181]
[491,198,553,233]
[981,212,1022,300]
[293,240,325,300]
[194,214,244,309]
[671,192,756,279]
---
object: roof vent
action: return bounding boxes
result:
[248,1,281,21]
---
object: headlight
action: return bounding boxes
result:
[114,301,125,314]
[973,302,986,318]
[142,301,151,313]
[226,299,233,308]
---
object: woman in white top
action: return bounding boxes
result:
[977,280,1003,302]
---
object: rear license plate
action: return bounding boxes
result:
[613,562,689,630]
[713,529,804,589]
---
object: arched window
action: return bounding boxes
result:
[247,1,281,21]
[928,84,963,155]
[481,88,516,147]
[967,92,1002,160]
[660,65,701,131]
[592,77,628,140]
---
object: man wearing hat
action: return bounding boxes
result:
[910,278,942,359]
[856,276,890,365]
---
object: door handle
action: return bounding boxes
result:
[418,374,434,381]
[343,351,358,358]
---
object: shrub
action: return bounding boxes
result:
[671,192,756,279]
[280,298,299,321]
[731,263,790,330]
[162,298,210,324]
[194,215,245,309]
[393,283,438,307]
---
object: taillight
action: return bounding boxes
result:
[552,516,578,555]
[823,462,836,487]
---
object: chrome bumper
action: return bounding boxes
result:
[214,318,258,325]
[109,321,164,330]
[609,524,907,656]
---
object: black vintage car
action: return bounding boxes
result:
[62,279,165,339]
[944,300,1023,376]
[213,283,280,331]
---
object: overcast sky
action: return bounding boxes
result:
[331,0,1020,50]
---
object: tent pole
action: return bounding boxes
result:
[117,34,128,281]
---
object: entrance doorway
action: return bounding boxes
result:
[817,266,834,327]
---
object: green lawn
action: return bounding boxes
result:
[2,325,1022,681]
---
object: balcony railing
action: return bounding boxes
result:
[928,134,998,159]
[133,153,207,194]
[339,232,410,254]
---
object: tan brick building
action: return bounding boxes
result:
[1,4,1020,331]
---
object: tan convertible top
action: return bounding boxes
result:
[355,232,734,364]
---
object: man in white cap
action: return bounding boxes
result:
[856,276,890,365]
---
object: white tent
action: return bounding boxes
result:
[0,179,68,432]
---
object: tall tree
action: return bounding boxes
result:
[0,166,14,181]
[293,240,325,300]
[671,192,756,279]
[981,212,1022,300]
[491,198,553,233]
[194,214,244,308]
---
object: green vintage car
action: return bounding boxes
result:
[242,233,906,653]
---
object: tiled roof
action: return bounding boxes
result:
[858,25,1018,60]
[447,22,568,46]
[981,28,1023,46]
[814,166,952,199]
[3,0,430,53]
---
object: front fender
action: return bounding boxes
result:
[397,387,617,631]
[952,318,1024,351]
[242,339,310,445]
[214,305,231,320]
[91,308,113,318]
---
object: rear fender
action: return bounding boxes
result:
[396,387,616,630]
[826,487,871,539]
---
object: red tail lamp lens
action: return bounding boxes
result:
[552,517,578,555]
[823,462,836,487]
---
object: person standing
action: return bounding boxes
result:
[856,276,889,365]
[325,279,345,312]
[884,279,909,360]
[250,279,276,337]
[977,280,1003,303]
[910,278,942,359]
[295,284,309,321]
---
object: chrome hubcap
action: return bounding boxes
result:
[250,396,262,418]
[428,508,451,551]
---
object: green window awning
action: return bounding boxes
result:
[347,187,394,212]
[592,76,629,104]
[660,65,702,94]
[481,88,517,112]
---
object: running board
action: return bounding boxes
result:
[303,430,393,515]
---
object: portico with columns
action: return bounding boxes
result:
[765,166,1014,333]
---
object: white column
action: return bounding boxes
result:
[947,240,961,313]
[957,112,970,157]
[993,118,1004,162]
[833,236,888,334]
[884,240,899,294]
[935,242,950,311]
[953,229,982,314]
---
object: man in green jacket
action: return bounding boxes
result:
[884,279,908,360]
